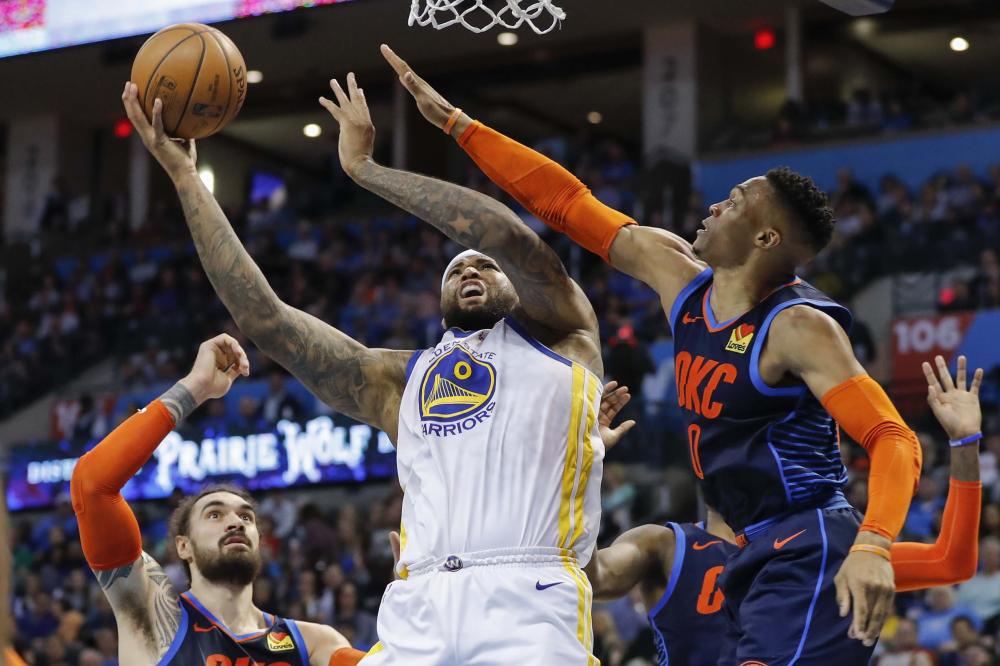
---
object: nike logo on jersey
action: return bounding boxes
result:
[536,581,564,591]
[193,623,216,633]
[692,540,723,550]
[682,312,703,324]
[773,529,807,550]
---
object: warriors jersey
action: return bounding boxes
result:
[394,317,605,572]
[648,522,735,666]
[160,592,308,666]
[669,269,852,532]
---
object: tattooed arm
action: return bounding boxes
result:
[121,83,410,440]
[321,74,601,373]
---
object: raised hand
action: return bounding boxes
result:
[599,381,636,451]
[179,333,251,404]
[381,44,467,134]
[121,82,197,181]
[319,72,375,177]
[923,355,983,441]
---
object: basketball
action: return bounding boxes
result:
[131,23,247,140]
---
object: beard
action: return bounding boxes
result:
[442,292,516,331]
[192,539,262,587]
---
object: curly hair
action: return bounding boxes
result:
[169,483,257,581]
[765,166,836,253]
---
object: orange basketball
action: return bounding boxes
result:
[131,23,247,140]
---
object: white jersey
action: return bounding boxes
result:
[394,317,605,574]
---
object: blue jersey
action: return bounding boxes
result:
[648,522,736,666]
[669,269,852,532]
[160,592,309,666]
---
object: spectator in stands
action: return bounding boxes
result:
[877,617,934,666]
[904,474,946,540]
[957,536,1000,631]
[939,615,994,666]
[262,369,305,424]
[332,582,377,651]
[913,587,982,651]
[17,591,60,641]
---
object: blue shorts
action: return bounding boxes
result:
[717,505,876,666]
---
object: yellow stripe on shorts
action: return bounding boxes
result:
[570,373,599,548]
[562,558,597,664]
[558,363,586,548]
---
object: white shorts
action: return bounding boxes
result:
[360,547,597,666]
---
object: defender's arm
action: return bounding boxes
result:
[584,524,673,602]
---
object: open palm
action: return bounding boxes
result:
[922,354,983,440]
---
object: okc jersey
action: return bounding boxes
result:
[648,522,736,666]
[394,317,605,571]
[160,592,308,666]
[669,268,852,532]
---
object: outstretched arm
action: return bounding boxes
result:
[380,45,705,310]
[71,336,248,660]
[122,83,410,440]
[584,525,672,601]
[892,356,983,592]
[319,73,601,372]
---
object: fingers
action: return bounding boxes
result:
[347,71,360,99]
[935,355,955,390]
[389,531,401,561]
[922,360,943,394]
[615,420,637,437]
[835,572,850,618]
[330,78,350,108]
[380,43,410,77]
[971,367,984,396]
[209,333,249,377]
[956,355,967,391]
[122,82,155,139]
[862,583,893,646]
[849,579,869,641]
[188,138,198,164]
[151,97,166,138]
[347,72,372,122]
[603,380,619,393]
[318,95,342,121]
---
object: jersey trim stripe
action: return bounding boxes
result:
[668,268,713,334]
[570,374,600,548]
[558,364,587,548]
[285,619,309,666]
[649,522,686,620]
[748,298,852,398]
[181,592,276,642]
[505,316,573,367]
[156,603,188,666]
[404,350,422,382]
[562,559,596,663]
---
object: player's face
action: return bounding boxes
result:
[694,177,769,268]
[183,492,262,586]
[440,256,518,331]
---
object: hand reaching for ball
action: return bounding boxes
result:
[319,72,375,179]
[122,82,198,181]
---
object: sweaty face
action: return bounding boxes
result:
[694,176,772,268]
[183,492,262,587]
[440,257,518,331]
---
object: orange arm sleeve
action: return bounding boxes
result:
[458,121,635,261]
[891,479,981,592]
[329,647,366,666]
[70,400,175,570]
[821,375,922,541]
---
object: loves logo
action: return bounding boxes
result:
[725,323,755,354]
[266,631,295,652]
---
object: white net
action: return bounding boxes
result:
[408,0,565,34]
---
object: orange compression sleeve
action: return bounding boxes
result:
[891,479,981,592]
[329,647,366,666]
[458,121,635,261]
[70,400,175,570]
[821,375,922,541]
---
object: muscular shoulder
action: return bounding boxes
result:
[621,524,676,564]
[295,621,351,663]
[767,305,864,392]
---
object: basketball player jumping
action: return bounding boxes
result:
[69,333,366,666]
[124,64,606,662]
[383,46,924,664]
[586,355,984,666]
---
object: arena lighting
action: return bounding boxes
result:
[587,111,603,125]
[303,123,322,138]
[113,119,132,139]
[497,31,518,46]
[950,36,970,52]
[198,166,215,194]
[754,28,776,50]
[247,69,264,84]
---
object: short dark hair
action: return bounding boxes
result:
[169,484,257,581]
[765,166,836,253]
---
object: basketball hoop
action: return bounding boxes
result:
[408,0,565,34]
